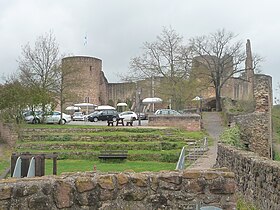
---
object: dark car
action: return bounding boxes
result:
[88,110,119,122]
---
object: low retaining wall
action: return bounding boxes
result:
[0,169,236,209]
[148,114,201,131]
[216,144,280,210]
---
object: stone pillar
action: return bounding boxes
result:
[254,74,273,158]
[245,39,254,101]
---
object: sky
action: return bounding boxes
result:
[0,0,280,99]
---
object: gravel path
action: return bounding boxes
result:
[189,112,225,169]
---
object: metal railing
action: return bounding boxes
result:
[176,137,208,170]
[175,146,186,170]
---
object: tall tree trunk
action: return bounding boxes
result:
[215,87,222,111]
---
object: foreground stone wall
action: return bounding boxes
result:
[148,114,201,131]
[0,169,236,210]
[0,122,17,147]
[216,144,280,210]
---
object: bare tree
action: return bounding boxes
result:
[18,31,61,118]
[127,27,192,109]
[190,29,248,111]
[54,57,80,124]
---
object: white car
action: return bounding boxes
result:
[44,111,72,124]
[155,109,181,115]
[23,111,43,124]
[119,111,138,121]
[72,112,86,121]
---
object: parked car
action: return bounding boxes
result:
[72,112,86,121]
[88,110,119,122]
[139,112,148,120]
[119,111,138,121]
[23,111,43,124]
[154,109,181,116]
[44,111,72,124]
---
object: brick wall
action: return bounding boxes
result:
[148,114,201,131]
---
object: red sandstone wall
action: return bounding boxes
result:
[148,115,201,131]
[62,56,103,106]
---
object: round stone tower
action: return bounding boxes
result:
[62,56,108,106]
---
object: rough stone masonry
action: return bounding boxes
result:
[0,169,236,210]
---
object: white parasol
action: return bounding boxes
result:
[74,103,97,107]
[65,106,81,111]
[74,103,97,114]
[142,97,163,104]
[116,102,128,106]
[95,105,116,110]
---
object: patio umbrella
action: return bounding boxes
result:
[65,106,81,111]
[142,97,163,112]
[96,105,116,110]
[116,102,128,106]
[74,103,97,114]
[142,97,163,104]
[74,103,97,107]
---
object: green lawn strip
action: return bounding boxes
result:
[21,125,206,139]
[15,148,182,155]
[20,130,201,137]
[45,159,176,175]
[17,141,186,151]
[15,148,181,163]
[22,124,164,133]
[19,133,166,142]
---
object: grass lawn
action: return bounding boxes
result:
[4,124,207,175]
[45,159,176,175]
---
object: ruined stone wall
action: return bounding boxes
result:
[216,144,280,210]
[107,82,135,106]
[228,74,272,158]
[0,122,17,147]
[0,169,236,209]
[234,112,270,157]
[148,114,201,131]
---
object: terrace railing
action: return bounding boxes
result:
[176,137,208,170]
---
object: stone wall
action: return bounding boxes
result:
[0,122,17,147]
[148,114,201,131]
[0,169,236,209]
[107,82,135,106]
[216,144,280,210]
[234,112,270,157]
[225,74,273,158]
[62,56,106,106]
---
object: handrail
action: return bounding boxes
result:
[175,146,186,170]
[175,137,208,170]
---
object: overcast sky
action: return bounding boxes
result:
[0,0,279,98]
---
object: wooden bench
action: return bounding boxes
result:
[98,150,128,161]
[107,118,124,126]
[116,118,124,126]
[107,120,114,126]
